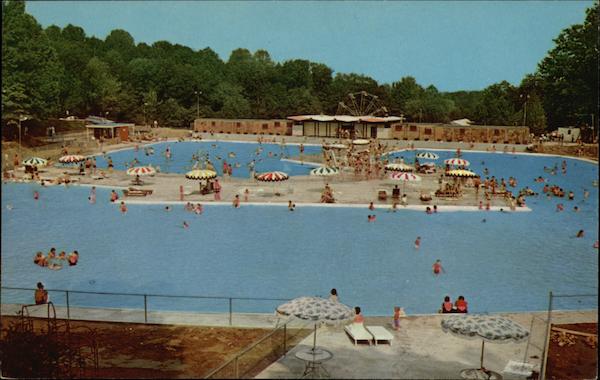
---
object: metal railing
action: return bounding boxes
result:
[1,286,290,326]
[539,291,597,380]
[203,319,313,379]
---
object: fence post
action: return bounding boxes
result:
[144,294,148,324]
[540,291,553,380]
[234,356,239,379]
[229,298,233,326]
[66,290,70,320]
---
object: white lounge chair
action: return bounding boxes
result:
[365,325,394,346]
[344,323,372,346]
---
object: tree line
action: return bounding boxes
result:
[2,0,598,136]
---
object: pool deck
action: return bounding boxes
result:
[256,310,597,379]
[1,301,595,379]
[5,133,559,211]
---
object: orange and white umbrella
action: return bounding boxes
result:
[444,158,470,167]
[126,166,156,176]
[255,171,289,182]
[59,155,86,164]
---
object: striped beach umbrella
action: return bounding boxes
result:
[186,169,218,193]
[444,158,470,167]
[445,169,479,178]
[58,155,86,164]
[385,163,414,172]
[22,157,48,167]
[255,171,289,182]
[185,169,218,180]
[390,172,421,193]
[126,166,156,176]
[256,171,289,196]
[416,152,439,160]
[310,167,340,176]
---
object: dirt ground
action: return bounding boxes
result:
[546,323,597,380]
[0,316,310,379]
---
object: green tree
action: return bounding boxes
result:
[82,57,121,115]
[537,2,598,128]
[2,0,62,120]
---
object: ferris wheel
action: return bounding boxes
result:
[336,91,388,116]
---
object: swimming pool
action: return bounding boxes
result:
[1,150,598,316]
[93,141,322,177]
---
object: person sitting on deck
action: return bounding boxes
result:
[353,306,365,323]
[35,282,48,305]
[440,296,455,313]
[455,296,468,313]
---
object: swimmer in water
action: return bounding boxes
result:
[482,218,486,223]
[183,221,189,228]
[6,204,13,210]
[165,206,172,212]
[432,259,444,275]
[120,201,127,213]
[414,236,421,250]
[33,191,39,200]
[576,230,584,238]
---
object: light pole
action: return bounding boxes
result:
[143,102,148,127]
[194,91,201,120]
[17,115,28,157]
[520,94,530,126]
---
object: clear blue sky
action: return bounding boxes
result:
[26,1,593,92]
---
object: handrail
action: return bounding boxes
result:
[2,286,292,326]
[1,286,290,301]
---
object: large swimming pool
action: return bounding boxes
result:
[1,148,598,315]
[93,141,322,177]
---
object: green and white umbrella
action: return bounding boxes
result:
[277,296,354,352]
[310,166,340,177]
[442,315,529,378]
[22,157,48,167]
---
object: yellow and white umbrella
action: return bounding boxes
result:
[445,169,478,178]
[185,169,218,192]
[385,163,414,172]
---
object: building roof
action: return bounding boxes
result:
[287,115,403,123]
[85,116,134,128]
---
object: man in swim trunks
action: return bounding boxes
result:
[432,259,444,275]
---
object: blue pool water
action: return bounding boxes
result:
[93,141,322,177]
[1,149,598,315]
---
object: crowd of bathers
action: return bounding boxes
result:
[184,202,204,214]
[33,247,78,270]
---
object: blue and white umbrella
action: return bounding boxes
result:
[310,167,340,177]
[277,296,354,351]
[22,157,48,167]
[416,152,439,160]
[442,315,529,378]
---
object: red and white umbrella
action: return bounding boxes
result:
[126,166,156,176]
[444,158,470,167]
[255,171,289,196]
[255,171,289,182]
[389,172,421,193]
[59,155,86,164]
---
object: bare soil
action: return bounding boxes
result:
[546,323,597,380]
[1,316,309,378]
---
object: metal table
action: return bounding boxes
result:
[295,347,333,378]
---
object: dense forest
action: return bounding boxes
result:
[2,0,598,136]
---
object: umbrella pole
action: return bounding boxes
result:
[480,340,485,369]
[313,322,317,352]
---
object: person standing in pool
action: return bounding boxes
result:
[432,259,444,275]
[120,201,127,214]
[414,236,421,250]
[213,179,221,201]
[33,190,39,200]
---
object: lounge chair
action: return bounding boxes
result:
[344,323,373,346]
[365,326,394,346]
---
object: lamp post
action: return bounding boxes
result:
[520,94,530,126]
[143,102,148,127]
[194,91,201,120]
[17,115,28,157]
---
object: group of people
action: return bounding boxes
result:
[184,202,204,214]
[33,247,79,270]
[439,295,468,313]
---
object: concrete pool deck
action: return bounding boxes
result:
[256,310,597,379]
